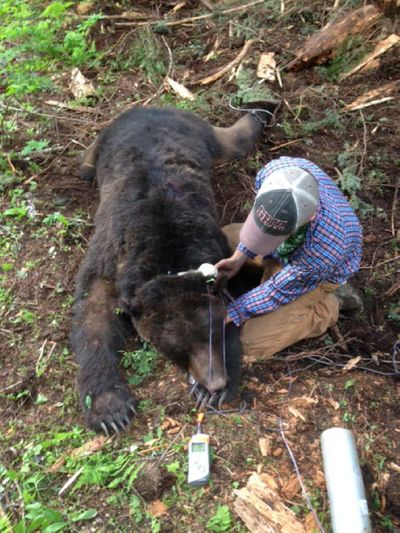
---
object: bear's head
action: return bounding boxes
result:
[126,272,229,394]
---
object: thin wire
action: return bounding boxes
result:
[392,340,400,374]
[221,293,227,379]
[207,284,213,386]
[228,95,278,127]
[279,360,326,533]
[305,356,400,377]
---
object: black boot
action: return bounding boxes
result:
[335,282,364,316]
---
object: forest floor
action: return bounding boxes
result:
[0,1,399,532]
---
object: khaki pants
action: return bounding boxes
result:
[224,224,339,361]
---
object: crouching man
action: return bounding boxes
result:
[216,156,363,360]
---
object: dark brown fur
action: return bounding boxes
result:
[72,106,263,434]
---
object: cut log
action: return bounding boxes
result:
[344,80,400,111]
[287,4,381,71]
[234,473,306,532]
[340,33,400,80]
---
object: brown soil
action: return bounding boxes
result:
[1,1,399,532]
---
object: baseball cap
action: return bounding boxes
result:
[240,166,320,256]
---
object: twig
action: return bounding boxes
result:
[44,100,97,113]
[358,109,367,177]
[35,340,57,376]
[0,380,25,394]
[6,154,16,174]
[58,467,84,496]
[360,255,400,269]
[114,0,267,28]
[391,178,399,239]
[268,138,304,152]
[199,0,214,11]
[193,39,257,85]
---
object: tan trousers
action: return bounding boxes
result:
[224,224,339,361]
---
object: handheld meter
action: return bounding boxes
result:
[188,413,210,487]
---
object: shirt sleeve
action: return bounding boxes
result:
[237,242,257,259]
[227,261,332,327]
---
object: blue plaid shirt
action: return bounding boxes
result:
[228,157,363,326]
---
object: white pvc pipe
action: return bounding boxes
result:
[321,428,372,533]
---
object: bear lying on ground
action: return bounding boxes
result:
[72,106,265,434]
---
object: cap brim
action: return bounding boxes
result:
[239,210,289,257]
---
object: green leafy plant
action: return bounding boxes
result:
[122,344,158,386]
[207,504,232,532]
[0,1,101,95]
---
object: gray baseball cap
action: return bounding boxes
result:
[240,167,320,256]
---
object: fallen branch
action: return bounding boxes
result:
[287,4,381,71]
[340,33,400,80]
[115,0,267,28]
[193,39,257,85]
[344,80,400,111]
[44,99,97,113]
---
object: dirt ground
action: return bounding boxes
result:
[1,1,399,532]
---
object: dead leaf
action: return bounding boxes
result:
[341,356,361,372]
[328,398,340,410]
[76,1,95,15]
[273,447,283,457]
[304,511,319,532]
[281,476,301,499]
[259,437,272,457]
[71,435,108,457]
[167,426,181,435]
[69,68,96,99]
[288,406,307,422]
[148,500,168,517]
[166,77,195,101]
[48,435,108,473]
[256,52,276,81]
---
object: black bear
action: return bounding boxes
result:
[72,106,266,434]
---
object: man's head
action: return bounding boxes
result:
[240,166,320,256]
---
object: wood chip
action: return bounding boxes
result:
[388,462,400,474]
[69,68,96,99]
[259,437,272,457]
[256,52,276,81]
[166,77,195,100]
[288,406,307,422]
[234,473,306,533]
[341,356,361,372]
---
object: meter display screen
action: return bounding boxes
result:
[191,442,206,453]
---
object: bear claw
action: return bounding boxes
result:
[82,386,137,435]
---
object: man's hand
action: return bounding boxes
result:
[215,249,247,280]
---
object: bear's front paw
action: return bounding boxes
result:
[188,379,237,411]
[82,385,137,435]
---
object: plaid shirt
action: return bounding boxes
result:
[228,157,363,326]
